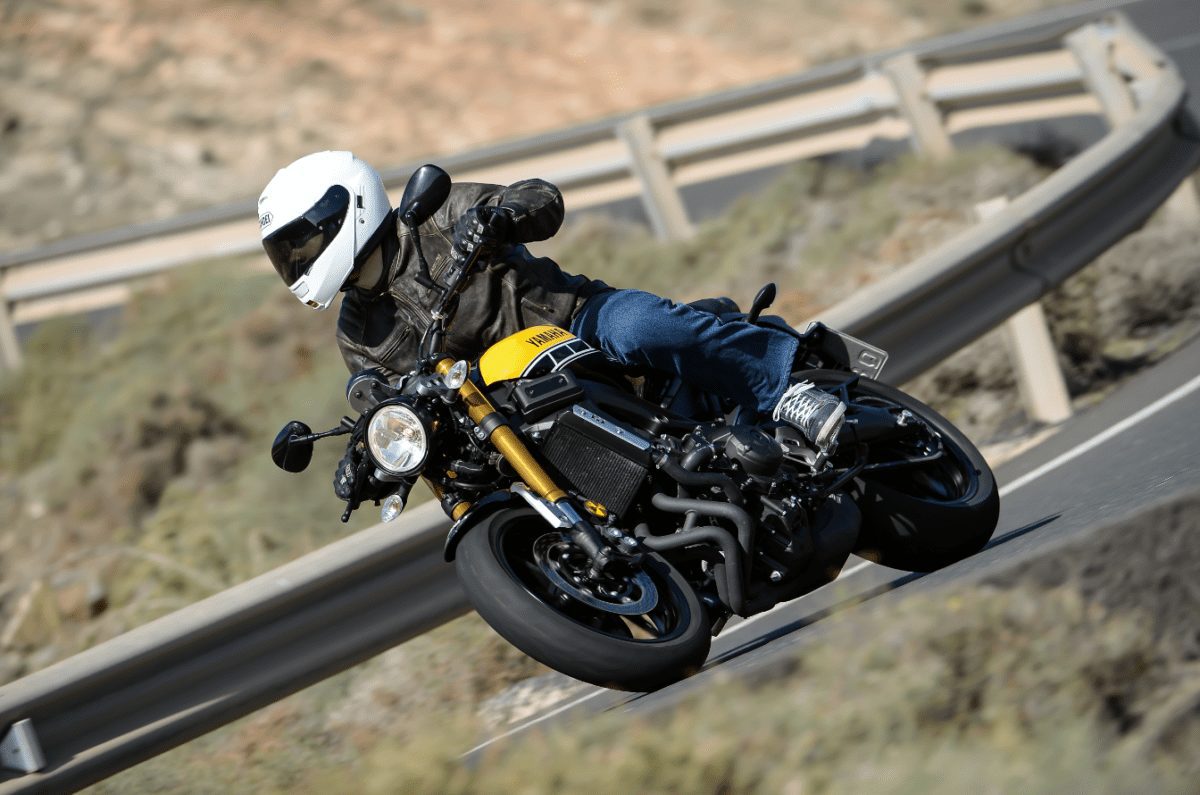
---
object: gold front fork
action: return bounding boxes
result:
[425,480,472,521]
[436,359,568,504]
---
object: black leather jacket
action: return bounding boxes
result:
[336,179,610,379]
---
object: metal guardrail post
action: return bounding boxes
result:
[981,197,1074,425]
[617,114,695,241]
[0,14,1197,790]
[1065,25,1136,121]
[881,52,953,160]
[0,721,43,775]
[1067,21,1200,225]
[0,285,22,372]
[1003,303,1075,424]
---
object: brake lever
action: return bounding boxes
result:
[424,244,490,357]
[340,451,376,523]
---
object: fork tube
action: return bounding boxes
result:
[437,359,568,503]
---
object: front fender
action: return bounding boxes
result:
[443,491,526,562]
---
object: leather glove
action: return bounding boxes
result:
[335,443,397,504]
[333,447,362,502]
[450,206,515,267]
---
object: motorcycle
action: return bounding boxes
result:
[271,165,999,691]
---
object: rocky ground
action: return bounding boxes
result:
[2,142,1197,687]
[0,0,1056,252]
[906,214,1200,445]
[5,0,1200,786]
[100,486,1200,792]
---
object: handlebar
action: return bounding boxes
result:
[418,242,492,362]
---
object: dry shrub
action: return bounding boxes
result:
[550,146,1044,314]
[908,214,1200,443]
[312,585,1191,794]
[294,491,1200,793]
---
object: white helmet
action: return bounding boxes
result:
[258,151,392,310]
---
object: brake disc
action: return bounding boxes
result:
[533,533,659,615]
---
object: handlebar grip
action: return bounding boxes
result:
[448,243,489,284]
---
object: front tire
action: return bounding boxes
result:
[456,507,712,691]
[802,370,1000,572]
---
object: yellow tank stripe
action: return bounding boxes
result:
[478,325,577,385]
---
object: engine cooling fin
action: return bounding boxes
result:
[540,405,651,517]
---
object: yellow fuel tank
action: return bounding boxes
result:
[478,325,600,385]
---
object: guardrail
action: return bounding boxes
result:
[0,10,1198,793]
[825,17,1200,383]
[0,503,464,793]
[0,0,1164,371]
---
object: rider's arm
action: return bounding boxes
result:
[494,178,565,244]
[434,180,565,245]
[337,343,401,382]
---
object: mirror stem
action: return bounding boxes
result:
[289,425,353,445]
[404,214,444,294]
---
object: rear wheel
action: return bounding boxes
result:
[802,370,999,572]
[455,507,712,691]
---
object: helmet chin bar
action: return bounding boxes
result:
[288,275,329,310]
[294,213,392,309]
[355,207,395,265]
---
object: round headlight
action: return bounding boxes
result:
[367,404,428,475]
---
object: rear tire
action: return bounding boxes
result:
[802,370,1000,572]
[456,507,712,691]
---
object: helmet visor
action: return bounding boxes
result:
[262,185,352,286]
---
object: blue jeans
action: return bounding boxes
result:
[570,289,798,414]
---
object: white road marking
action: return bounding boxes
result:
[464,688,608,757]
[467,370,1200,756]
[463,557,875,757]
[997,371,1200,498]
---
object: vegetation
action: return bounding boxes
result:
[338,586,1193,794]
[2,143,1197,790]
[102,489,1200,793]
[0,263,379,649]
[0,146,1047,668]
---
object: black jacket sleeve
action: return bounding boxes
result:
[336,178,584,378]
[495,178,565,244]
[431,179,564,245]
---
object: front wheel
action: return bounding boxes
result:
[802,370,1000,572]
[455,507,712,691]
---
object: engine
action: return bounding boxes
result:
[496,370,654,518]
[683,425,817,585]
[498,368,822,598]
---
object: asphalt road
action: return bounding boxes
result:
[462,2,1200,746]
[467,330,1200,755]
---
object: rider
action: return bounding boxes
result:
[257,151,845,491]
